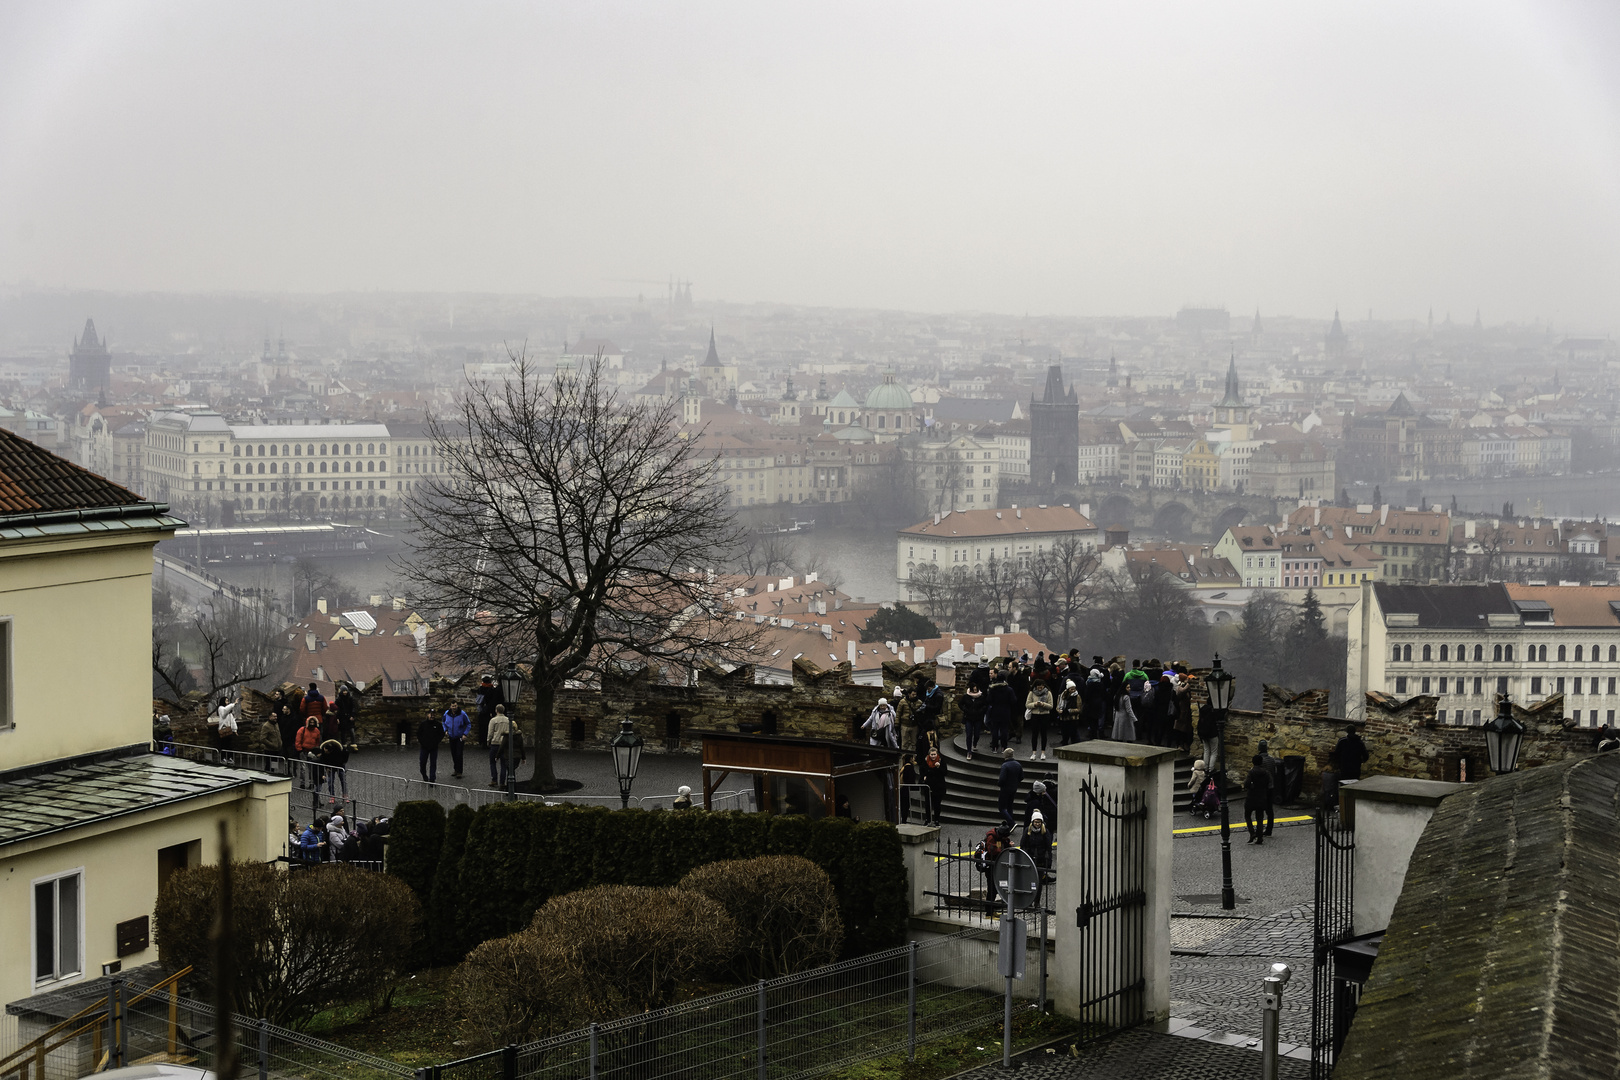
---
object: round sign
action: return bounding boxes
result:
[993,847,1040,908]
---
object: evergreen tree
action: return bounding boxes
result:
[860,603,940,644]
[1292,589,1327,649]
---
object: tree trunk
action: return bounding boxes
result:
[531,679,558,790]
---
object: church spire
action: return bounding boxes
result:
[705,327,720,366]
[1216,352,1243,408]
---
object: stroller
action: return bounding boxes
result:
[1192,778,1222,820]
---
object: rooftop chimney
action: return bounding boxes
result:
[316,597,327,615]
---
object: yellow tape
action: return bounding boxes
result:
[1173,814,1312,835]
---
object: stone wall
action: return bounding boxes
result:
[1223,684,1600,792]
[268,656,967,753]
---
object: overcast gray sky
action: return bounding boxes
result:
[2,2,1617,328]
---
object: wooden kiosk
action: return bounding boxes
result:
[697,731,904,820]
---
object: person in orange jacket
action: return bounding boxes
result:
[295,716,322,789]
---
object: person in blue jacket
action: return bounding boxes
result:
[443,700,473,778]
[297,820,327,863]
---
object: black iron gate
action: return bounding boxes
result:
[1311,808,1355,1078]
[1073,776,1146,1040]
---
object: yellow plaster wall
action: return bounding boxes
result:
[0,535,161,771]
[0,778,288,1011]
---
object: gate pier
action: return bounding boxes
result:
[1051,742,1178,1030]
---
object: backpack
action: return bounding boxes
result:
[1198,780,1221,811]
[975,828,1005,874]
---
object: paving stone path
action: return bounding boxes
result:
[955,1028,1310,1080]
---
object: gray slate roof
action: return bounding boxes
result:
[0,753,273,849]
[1335,752,1620,1079]
[1373,582,1514,627]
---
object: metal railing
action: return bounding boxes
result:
[154,741,754,830]
[1311,808,1355,1080]
[0,976,413,1080]
[925,836,1056,927]
[424,930,1012,1080]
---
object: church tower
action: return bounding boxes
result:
[1326,309,1350,365]
[1211,353,1252,439]
[1029,363,1079,487]
[69,318,111,398]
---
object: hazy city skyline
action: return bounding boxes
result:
[3,2,1619,330]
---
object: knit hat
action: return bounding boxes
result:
[1032,781,1046,794]
[1030,810,1045,824]
[677,785,692,796]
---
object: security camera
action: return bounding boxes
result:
[1269,962,1292,987]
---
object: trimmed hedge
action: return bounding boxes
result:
[426,805,907,963]
[428,803,477,965]
[385,800,446,907]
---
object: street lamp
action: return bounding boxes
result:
[1484,694,1525,776]
[1204,654,1237,911]
[498,663,525,798]
[610,717,644,809]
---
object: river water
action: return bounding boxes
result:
[192,525,904,608]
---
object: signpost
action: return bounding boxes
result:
[993,848,1040,1069]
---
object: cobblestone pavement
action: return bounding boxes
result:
[1169,816,1318,1046]
[954,1028,1309,1080]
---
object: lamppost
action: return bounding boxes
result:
[610,717,644,809]
[1205,654,1237,911]
[498,663,525,799]
[1484,694,1525,776]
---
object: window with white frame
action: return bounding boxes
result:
[34,869,82,984]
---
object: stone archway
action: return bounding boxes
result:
[1152,502,1193,539]
[1097,494,1135,530]
[1211,505,1250,541]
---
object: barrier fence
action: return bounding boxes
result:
[425,929,1016,1080]
[153,742,754,838]
[0,976,413,1080]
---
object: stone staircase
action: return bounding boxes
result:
[927,733,1207,827]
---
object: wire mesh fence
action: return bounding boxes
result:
[427,930,1017,1080]
[0,978,415,1080]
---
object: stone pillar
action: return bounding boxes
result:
[1345,776,1463,936]
[1051,741,1179,1025]
[898,822,941,917]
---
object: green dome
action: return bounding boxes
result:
[864,372,914,411]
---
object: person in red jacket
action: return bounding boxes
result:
[301,682,328,723]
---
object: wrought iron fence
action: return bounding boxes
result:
[1071,775,1146,1042]
[924,836,1057,927]
[425,930,1017,1080]
[1310,807,1355,1080]
[0,976,413,1080]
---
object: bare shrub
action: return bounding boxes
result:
[447,931,563,1048]
[679,855,844,979]
[155,862,420,1028]
[531,885,737,1018]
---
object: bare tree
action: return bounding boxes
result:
[974,553,1022,632]
[798,549,846,596]
[154,597,288,702]
[733,532,798,578]
[290,557,355,617]
[398,353,758,790]
[1023,536,1103,645]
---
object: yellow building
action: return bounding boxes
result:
[0,431,288,1022]
[1181,439,1221,491]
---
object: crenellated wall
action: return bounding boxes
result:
[1222,684,1600,792]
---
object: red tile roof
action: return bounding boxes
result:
[0,426,146,515]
